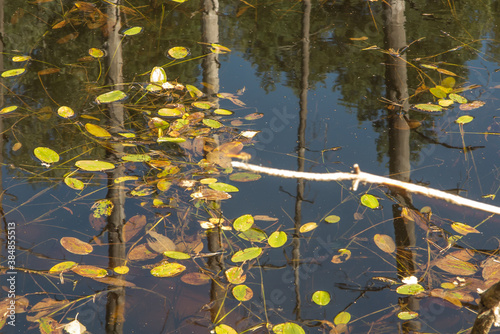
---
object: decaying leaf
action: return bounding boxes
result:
[146,230,176,253]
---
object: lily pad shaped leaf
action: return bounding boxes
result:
[312,290,331,306]
[95,90,127,104]
[233,284,253,301]
[225,267,246,284]
[163,251,190,260]
[396,283,425,295]
[325,215,340,223]
[122,26,143,36]
[203,119,223,129]
[215,324,238,334]
[168,46,189,59]
[238,228,267,242]
[334,311,351,325]
[229,174,260,184]
[268,231,287,248]
[456,115,474,124]
[57,106,75,118]
[209,182,239,192]
[64,176,84,190]
[34,147,60,164]
[449,93,467,104]
[89,48,105,58]
[72,265,107,278]
[85,123,111,138]
[233,214,254,232]
[49,261,77,273]
[60,237,93,255]
[151,262,186,277]
[114,266,129,274]
[272,322,305,334]
[76,160,115,171]
[231,247,262,262]
[2,68,26,78]
[361,194,379,209]
[398,311,419,320]
[414,103,443,112]
[0,106,18,114]
[181,272,211,286]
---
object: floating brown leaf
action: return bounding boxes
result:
[128,243,158,261]
[60,237,93,255]
[93,276,136,287]
[374,234,395,253]
[181,272,211,286]
[434,254,477,276]
[27,298,70,321]
[147,230,176,253]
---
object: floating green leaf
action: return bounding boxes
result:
[168,46,189,59]
[209,182,239,192]
[229,172,261,182]
[324,215,340,223]
[118,132,136,138]
[449,93,467,104]
[89,48,104,58]
[75,160,115,171]
[72,265,107,278]
[273,322,305,334]
[57,106,75,118]
[231,247,262,262]
[64,176,84,190]
[215,324,238,334]
[130,184,155,196]
[158,108,182,117]
[121,154,151,162]
[192,101,212,109]
[232,284,253,301]
[122,26,143,36]
[268,231,287,248]
[34,147,60,164]
[438,99,454,107]
[95,90,127,104]
[396,283,425,295]
[49,261,77,273]
[374,234,396,253]
[334,311,351,325]
[0,106,18,114]
[312,290,331,306]
[360,194,379,209]
[456,115,474,124]
[157,137,186,143]
[430,86,447,99]
[203,119,223,129]
[163,251,190,260]
[60,237,93,255]
[234,214,254,232]
[151,262,186,277]
[85,123,111,138]
[398,311,419,320]
[2,68,26,78]
[91,199,114,218]
[225,267,246,284]
[414,103,443,112]
[214,108,234,115]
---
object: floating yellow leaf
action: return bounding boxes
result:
[232,284,253,301]
[312,290,331,306]
[85,123,111,138]
[0,106,18,114]
[113,266,129,274]
[168,46,189,59]
[451,222,479,235]
[299,222,318,233]
[334,312,351,325]
[151,262,186,277]
[34,147,60,164]
[225,267,246,284]
[72,265,107,278]
[60,237,93,255]
[57,106,75,118]
[360,193,379,209]
[75,160,115,171]
[233,214,254,232]
[49,261,77,273]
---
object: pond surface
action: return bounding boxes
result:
[2,0,500,333]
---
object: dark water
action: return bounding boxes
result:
[2,0,500,333]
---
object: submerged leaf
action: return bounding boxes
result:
[181,272,211,286]
[57,106,75,118]
[168,46,189,59]
[374,234,396,253]
[238,228,267,242]
[229,172,261,182]
[147,231,176,253]
[0,106,18,114]
[324,215,340,223]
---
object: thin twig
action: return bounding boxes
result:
[231,162,500,216]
